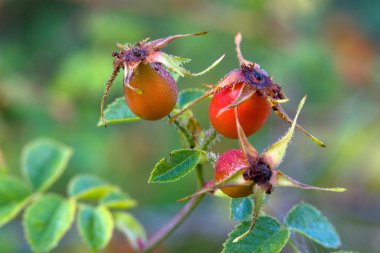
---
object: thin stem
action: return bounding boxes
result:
[288,239,301,253]
[142,115,208,252]
[142,174,205,253]
[196,164,204,188]
[142,116,208,252]
[168,115,196,148]
[200,128,218,151]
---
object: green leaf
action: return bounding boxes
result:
[77,205,114,252]
[21,138,73,192]
[0,175,32,227]
[149,149,204,183]
[68,174,119,200]
[23,194,76,253]
[285,202,341,248]
[177,89,206,109]
[230,197,253,222]
[99,192,137,210]
[223,216,290,253]
[97,97,140,126]
[114,212,147,251]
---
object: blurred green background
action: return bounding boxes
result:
[0,0,379,252]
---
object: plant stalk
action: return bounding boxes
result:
[288,239,301,253]
[168,115,196,148]
[141,192,205,253]
[142,114,219,252]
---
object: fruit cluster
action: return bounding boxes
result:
[100,32,343,242]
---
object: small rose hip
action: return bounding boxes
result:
[214,149,253,198]
[100,32,224,125]
[173,33,325,147]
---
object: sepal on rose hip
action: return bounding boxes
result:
[269,170,346,192]
[153,52,225,78]
[177,167,253,203]
[261,96,307,169]
[236,109,259,165]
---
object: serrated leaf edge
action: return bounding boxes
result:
[148,149,204,183]
[68,174,120,200]
[0,175,33,227]
[21,138,73,192]
[76,205,114,252]
[222,216,290,253]
[97,97,140,126]
[23,194,76,253]
[284,202,341,249]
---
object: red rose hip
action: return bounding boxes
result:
[214,149,253,198]
[209,82,270,138]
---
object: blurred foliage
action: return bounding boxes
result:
[0,0,379,252]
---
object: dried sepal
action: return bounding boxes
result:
[261,96,306,169]
[177,166,252,202]
[170,70,246,122]
[148,32,207,50]
[270,170,346,192]
[153,52,225,77]
[116,42,126,49]
[123,62,142,94]
[232,184,266,243]
[235,32,252,66]
[100,65,122,127]
[236,108,259,165]
[216,83,256,117]
[266,95,289,104]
